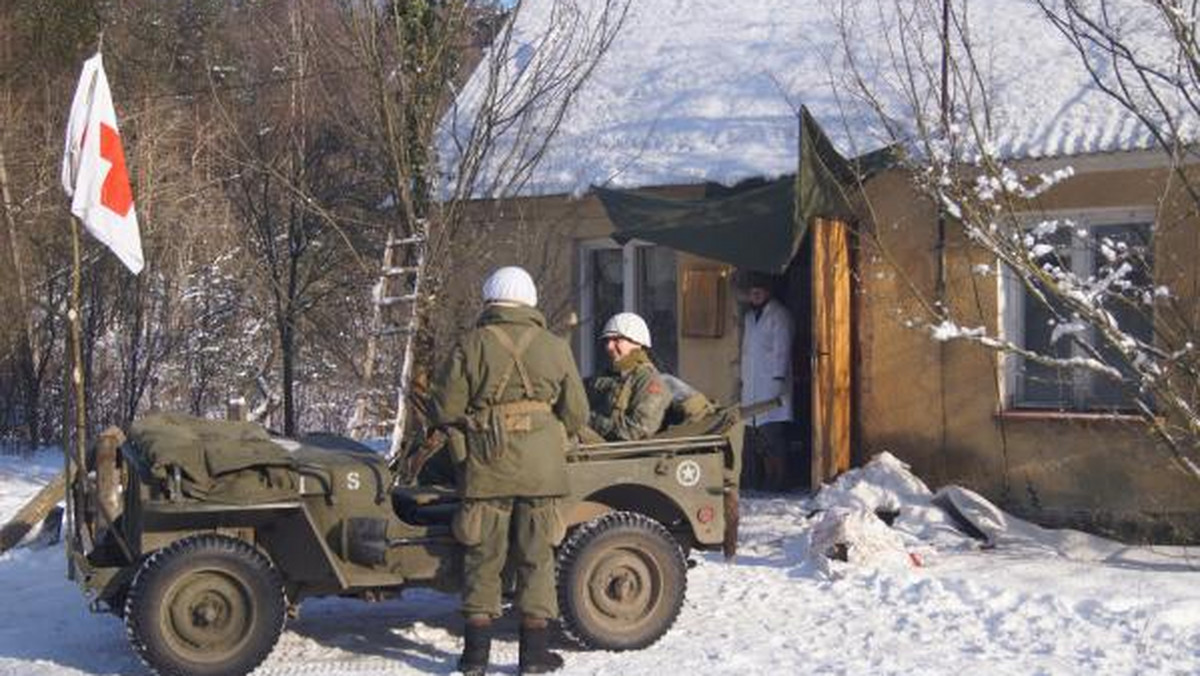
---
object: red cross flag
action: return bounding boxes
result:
[61,53,144,274]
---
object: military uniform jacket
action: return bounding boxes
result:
[431,304,589,499]
[588,349,671,441]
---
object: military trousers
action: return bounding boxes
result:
[456,496,564,620]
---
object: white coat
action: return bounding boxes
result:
[740,298,794,426]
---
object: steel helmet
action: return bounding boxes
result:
[600,312,652,348]
[481,266,538,307]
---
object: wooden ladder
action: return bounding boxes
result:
[348,221,428,460]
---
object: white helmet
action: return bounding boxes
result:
[600,312,652,348]
[482,266,538,307]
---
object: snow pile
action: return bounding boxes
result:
[801,451,1085,574]
[804,450,1200,578]
[811,451,932,513]
[811,451,979,557]
[802,453,937,575]
[807,508,914,575]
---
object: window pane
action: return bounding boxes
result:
[1018,229,1075,408]
[636,246,678,373]
[1019,289,1076,408]
[1086,223,1153,410]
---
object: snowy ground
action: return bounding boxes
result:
[1,449,1198,676]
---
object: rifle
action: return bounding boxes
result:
[737,396,783,420]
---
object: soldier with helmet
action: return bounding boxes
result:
[587,312,672,441]
[430,266,589,675]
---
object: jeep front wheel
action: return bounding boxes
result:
[557,511,687,650]
[124,534,285,676]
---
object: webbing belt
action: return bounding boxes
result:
[491,400,552,414]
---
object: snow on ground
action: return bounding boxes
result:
[1,449,1198,675]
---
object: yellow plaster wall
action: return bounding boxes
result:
[858,164,1200,539]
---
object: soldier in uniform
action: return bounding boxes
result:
[431,266,589,676]
[587,312,671,441]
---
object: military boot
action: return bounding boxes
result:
[518,618,564,674]
[458,618,492,676]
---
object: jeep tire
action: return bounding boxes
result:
[557,511,687,650]
[124,534,286,676]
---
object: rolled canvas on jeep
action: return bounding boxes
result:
[125,413,298,503]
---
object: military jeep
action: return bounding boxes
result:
[65,410,742,676]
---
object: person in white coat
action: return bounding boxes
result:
[739,276,794,491]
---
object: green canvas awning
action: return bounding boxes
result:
[595,107,864,273]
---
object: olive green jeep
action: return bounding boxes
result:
[65,410,743,676]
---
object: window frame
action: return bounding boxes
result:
[577,238,676,376]
[997,206,1156,413]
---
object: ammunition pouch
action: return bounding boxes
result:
[465,400,552,464]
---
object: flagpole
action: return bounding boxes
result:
[67,216,88,555]
[60,43,145,564]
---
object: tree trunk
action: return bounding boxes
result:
[0,140,41,447]
[281,315,296,436]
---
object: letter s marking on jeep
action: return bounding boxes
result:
[347,471,361,491]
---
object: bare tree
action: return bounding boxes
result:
[208,0,379,435]
[0,0,100,447]
[337,0,630,440]
[0,0,628,447]
[830,0,1200,479]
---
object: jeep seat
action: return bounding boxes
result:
[392,484,460,526]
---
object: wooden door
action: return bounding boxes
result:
[810,218,852,486]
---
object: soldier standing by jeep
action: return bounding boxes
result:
[431,266,589,676]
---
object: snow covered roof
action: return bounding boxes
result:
[439,0,1199,197]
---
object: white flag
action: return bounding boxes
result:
[61,54,144,274]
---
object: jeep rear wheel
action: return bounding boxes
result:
[557,511,687,650]
[124,535,285,676]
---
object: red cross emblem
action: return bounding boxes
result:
[99,122,133,217]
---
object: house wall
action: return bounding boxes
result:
[456,161,1200,542]
[451,186,741,405]
[858,164,1200,541]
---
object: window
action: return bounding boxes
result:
[999,209,1154,413]
[579,240,677,376]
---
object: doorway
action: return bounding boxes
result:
[783,218,853,489]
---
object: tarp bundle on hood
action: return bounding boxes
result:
[126,412,298,503]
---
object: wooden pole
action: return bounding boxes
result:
[0,471,66,554]
[67,217,88,555]
[936,0,951,471]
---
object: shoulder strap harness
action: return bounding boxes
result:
[484,325,539,402]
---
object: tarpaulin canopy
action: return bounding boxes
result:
[595,107,868,273]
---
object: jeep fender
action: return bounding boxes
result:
[139,502,346,591]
